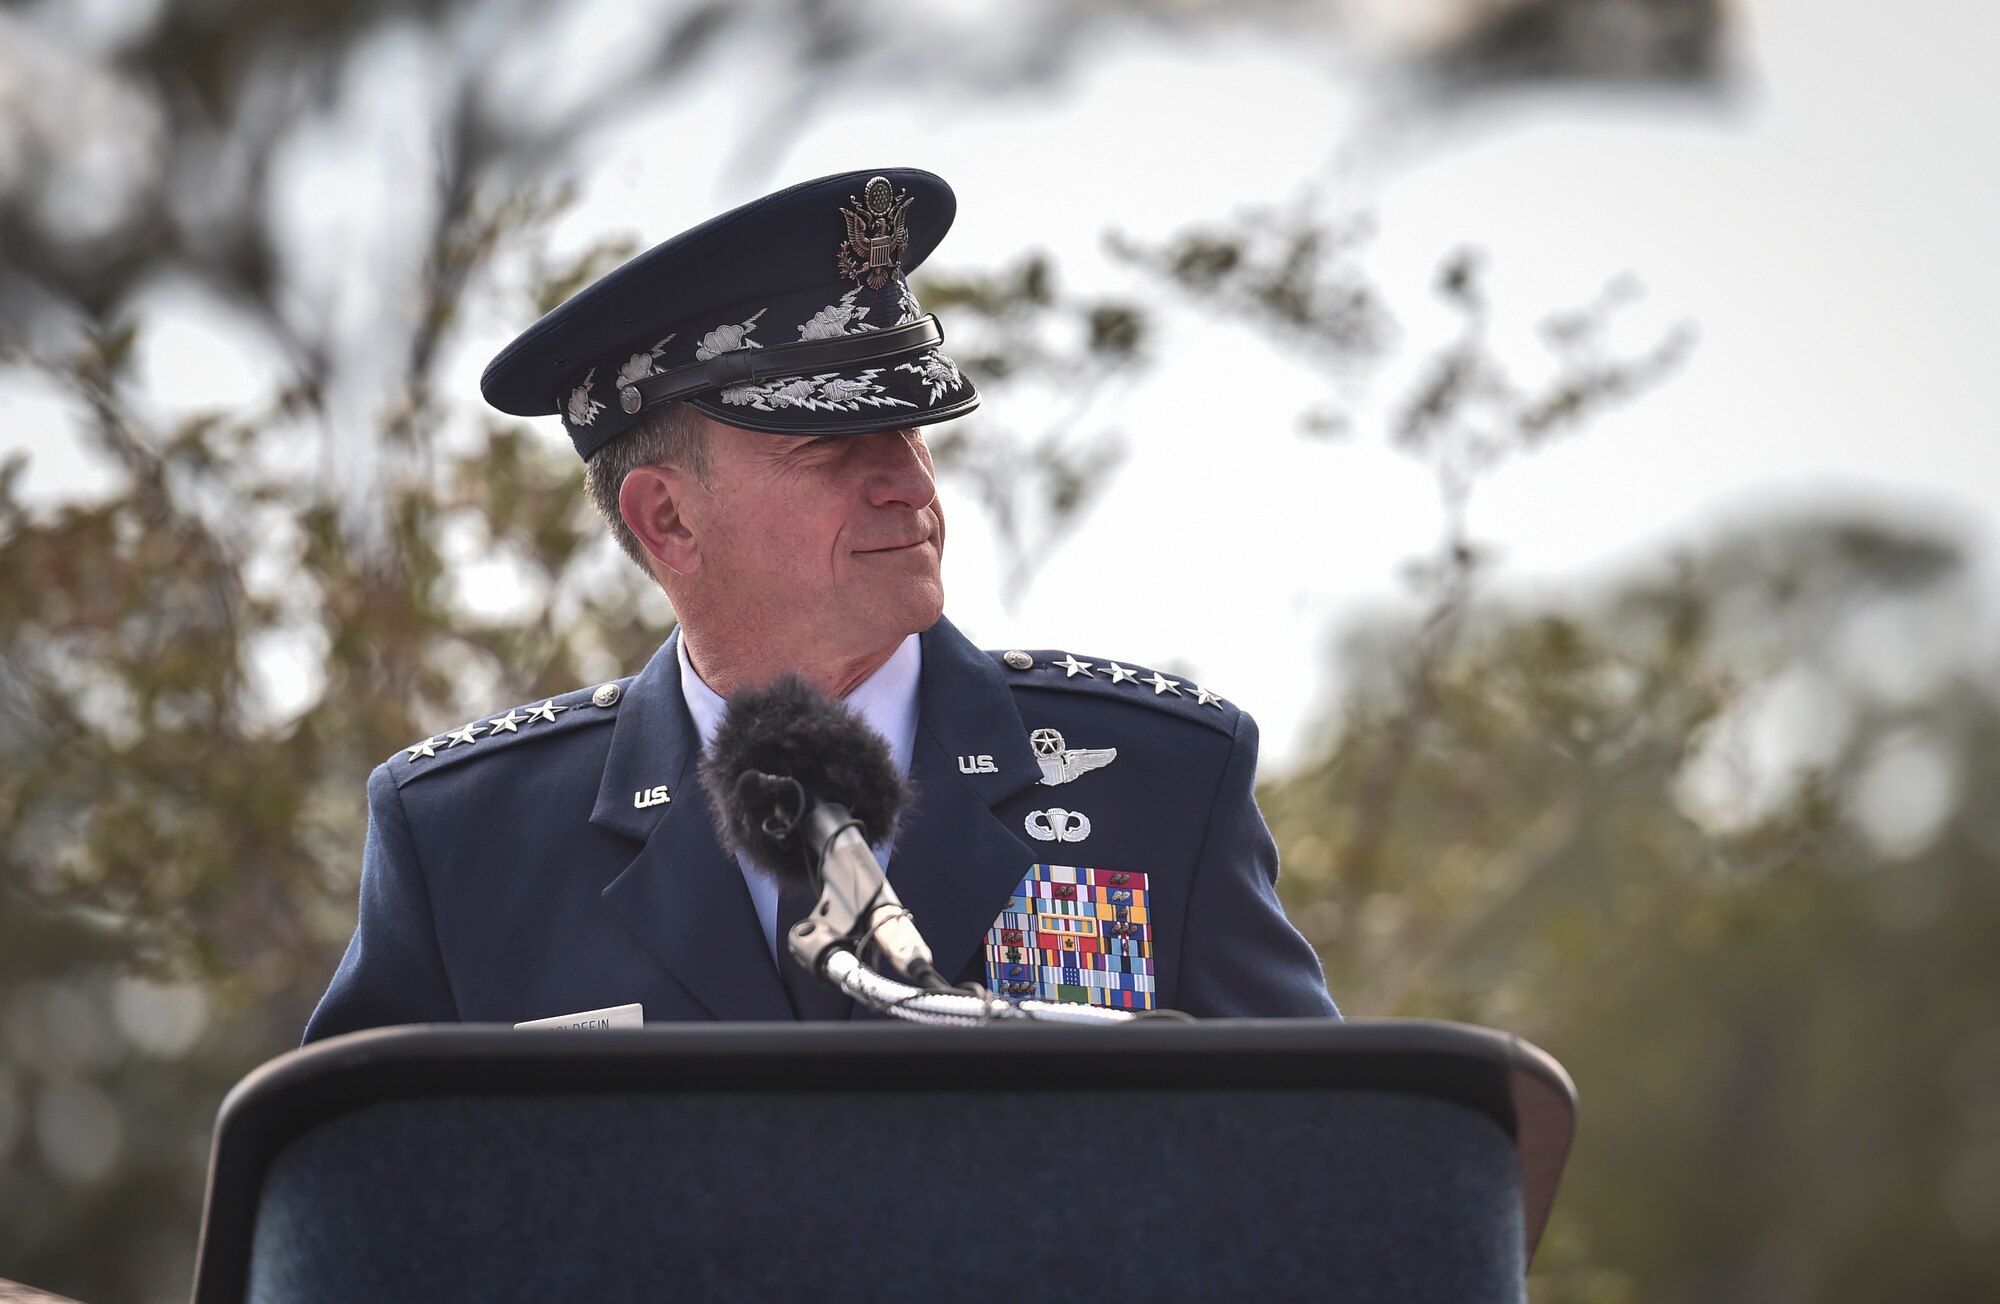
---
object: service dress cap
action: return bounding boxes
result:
[481,167,980,461]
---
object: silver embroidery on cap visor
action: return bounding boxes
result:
[559,278,971,445]
[798,286,875,340]
[615,336,676,388]
[694,308,767,361]
[566,367,604,427]
[895,351,962,403]
[718,367,917,414]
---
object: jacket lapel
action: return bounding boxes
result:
[888,619,1046,986]
[593,633,793,1022]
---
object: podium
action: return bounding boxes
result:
[192,1020,1575,1304]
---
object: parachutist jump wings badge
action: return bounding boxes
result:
[1030,727,1117,787]
[837,176,914,289]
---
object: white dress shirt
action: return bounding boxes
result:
[676,632,923,966]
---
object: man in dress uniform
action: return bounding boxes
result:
[303,168,1336,1040]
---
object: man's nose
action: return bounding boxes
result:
[861,429,936,508]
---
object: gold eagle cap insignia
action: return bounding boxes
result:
[836,175,915,290]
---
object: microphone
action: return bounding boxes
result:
[698,674,943,989]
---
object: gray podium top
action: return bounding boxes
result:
[193,1019,1577,1304]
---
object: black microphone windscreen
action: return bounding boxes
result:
[699,673,913,882]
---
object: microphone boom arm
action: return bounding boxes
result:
[786,801,940,986]
[780,802,1145,1024]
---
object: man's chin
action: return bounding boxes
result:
[891,581,946,638]
[841,569,944,643]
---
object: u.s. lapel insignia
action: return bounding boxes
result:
[836,176,914,289]
[985,865,1154,1010]
[1029,727,1117,787]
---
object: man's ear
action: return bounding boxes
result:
[619,464,702,577]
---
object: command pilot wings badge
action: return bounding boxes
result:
[1030,727,1117,787]
[836,176,914,289]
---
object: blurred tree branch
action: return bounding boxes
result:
[0,287,668,1003]
[1116,198,1694,926]
[1259,515,1995,1303]
[915,253,1144,608]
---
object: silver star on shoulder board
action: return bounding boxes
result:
[1054,653,1094,678]
[1103,661,1139,685]
[1190,684,1225,708]
[486,708,526,733]
[404,737,440,761]
[445,723,483,747]
[525,699,567,724]
[1144,672,1183,696]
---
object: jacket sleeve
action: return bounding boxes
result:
[1174,707,1340,1018]
[302,762,461,1043]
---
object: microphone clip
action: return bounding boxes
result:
[784,801,937,988]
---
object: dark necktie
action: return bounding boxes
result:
[775,874,855,1022]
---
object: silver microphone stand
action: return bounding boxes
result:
[785,851,1141,1025]
[813,946,1140,1027]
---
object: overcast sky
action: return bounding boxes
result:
[578,0,1998,765]
[4,0,1994,768]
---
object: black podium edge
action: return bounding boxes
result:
[190,1018,1575,1304]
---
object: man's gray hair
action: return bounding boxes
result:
[583,402,712,575]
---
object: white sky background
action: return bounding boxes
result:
[547,0,2000,766]
[5,0,1997,768]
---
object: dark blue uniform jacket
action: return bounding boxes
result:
[304,617,1337,1040]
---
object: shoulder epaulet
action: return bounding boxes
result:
[986,648,1238,736]
[388,676,633,786]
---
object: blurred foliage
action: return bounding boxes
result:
[0,1,1175,1291]
[1120,182,1997,1301]
[916,254,1145,607]
[0,0,1733,355]
[0,221,669,1302]
[1116,205,1694,548]
[0,209,670,993]
[0,0,735,348]
[1263,517,2000,1302]
[1422,0,1732,93]
[8,3,1990,1304]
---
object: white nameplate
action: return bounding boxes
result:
[514,1002,644,1031]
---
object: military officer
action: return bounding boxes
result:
[303,168,1336,1041]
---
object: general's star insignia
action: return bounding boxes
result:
[1144,672,1183,696]
[404,738,440,761]
[1103,662,1139,685]
[1054,653,1094,678]
[487,708,526,734]
[445,723,483,747]
[526,699,567,724]
[1190,684,1225,708]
